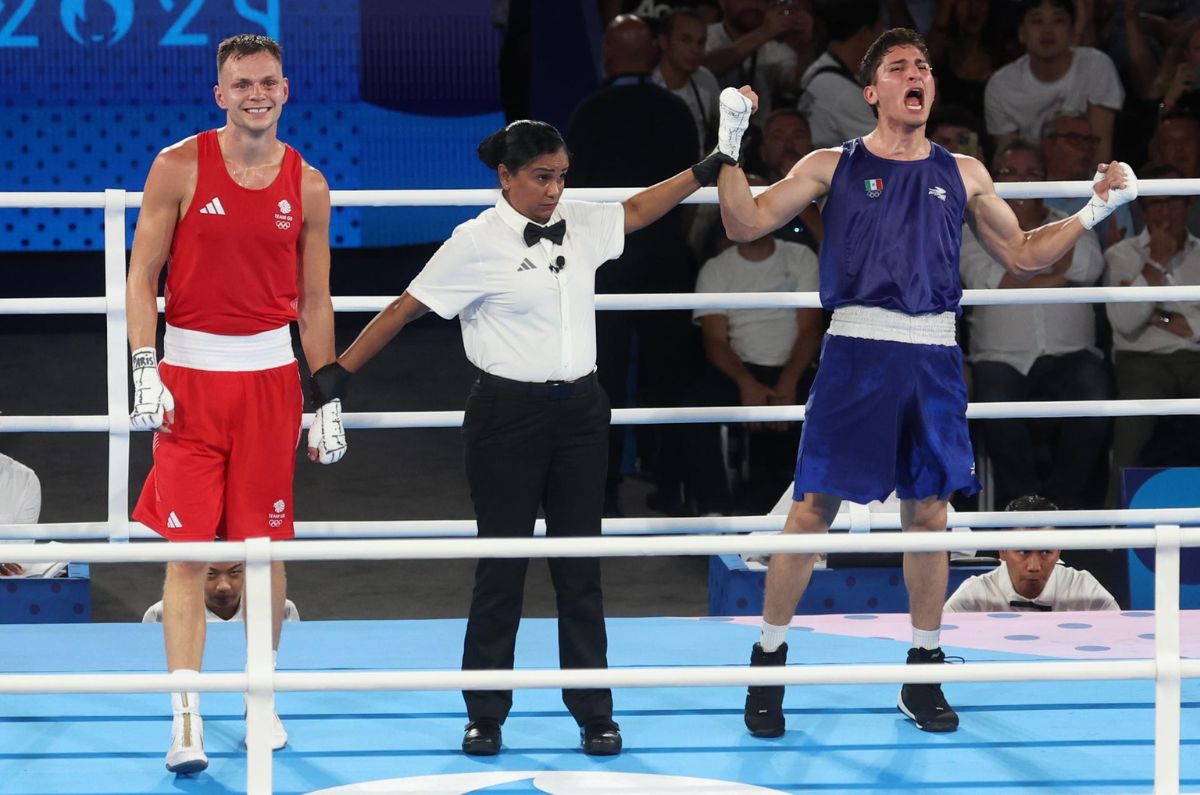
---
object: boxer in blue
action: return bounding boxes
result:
[710,27,1136,735]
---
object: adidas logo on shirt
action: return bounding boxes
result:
[198,197,227,216]
[166,511,183,529]
[517,258,537,272]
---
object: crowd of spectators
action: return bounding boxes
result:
[561,0,1200,516]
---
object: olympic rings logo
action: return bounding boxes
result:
[276,221,291,230]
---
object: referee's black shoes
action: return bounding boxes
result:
[744,641,788,738]
[580,719,622,755]
[462,720,502,755]
[897,647,960,732]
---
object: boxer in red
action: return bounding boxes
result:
[125,33,346,774]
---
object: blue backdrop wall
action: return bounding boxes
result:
[0,0,506,251]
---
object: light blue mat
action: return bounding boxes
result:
[1,618,1196,794]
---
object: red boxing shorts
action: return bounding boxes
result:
[134,361,304,542]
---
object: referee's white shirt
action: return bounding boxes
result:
[407,196,625,382]
[943,561,1118,613]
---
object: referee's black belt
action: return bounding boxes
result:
[476,369,597,400]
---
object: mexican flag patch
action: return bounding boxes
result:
[864,178,884,198]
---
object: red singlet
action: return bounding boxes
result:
[164,129,303,335]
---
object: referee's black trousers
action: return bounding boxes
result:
[461,372,613,727]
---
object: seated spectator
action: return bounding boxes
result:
[703,0,810,120]
[925,0,1000,121]
[143,562,299,623]
[1104,162,1200,500]
[1148,112,1200,235]
[961,141,1112,510]
[0,451,42,577]
[1151,18,1200,120]
[652,8,722,156]
[600,1,721,26]
[672,189,822,515]
[797,0,880,148]
[984,0,1124,162]
[758,108,822,252]
[945,496,1119,612]
[1040,112,1133,249]
[927,104,986,161]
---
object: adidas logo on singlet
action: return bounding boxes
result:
[198,197,226,216]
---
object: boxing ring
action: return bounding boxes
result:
[1,182,1199,794]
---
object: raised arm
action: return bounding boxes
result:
[961,155,1136,275]
[719,148,837,242]
[700,6,800,76]
[622,169,702,234]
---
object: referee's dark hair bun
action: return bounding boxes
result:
[477,120,566,173]
[477,128,508,170]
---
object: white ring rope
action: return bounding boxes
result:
[1,526,1198,562]
[3,182,1198,795]
[4,507,1200,541]
[7,284,1200,316]
[3,400,1200,435]
[2,177,1199,209]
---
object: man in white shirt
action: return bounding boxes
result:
[960,141,1112,510]
[143,562,300,624]
[945,496,1119,612]
[1040,112,1133,250]
[681,209,822,514]
[653,9,722,157]
[796,0,880,148]
[703,0,807,121]
[758,109,821,252]
[983,0,1124,162]
[0,452,42,576]
[1149,113,1200,236]
[1104,162,1200,499]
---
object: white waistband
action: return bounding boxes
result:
[827,306,957,347]
[162,324,295,371]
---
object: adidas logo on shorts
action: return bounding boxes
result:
[166,511,183,529]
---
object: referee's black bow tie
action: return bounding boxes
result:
[524,219,566,247]
[1009,599,1052,612]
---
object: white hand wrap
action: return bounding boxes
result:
[308,399,347,464]
[130,347,174,430]
[717,87,754,162]
[1075,162,1138,230]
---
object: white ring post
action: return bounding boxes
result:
[103,189,130,543]
[244,537,275,795]
[1154,525,1182,795]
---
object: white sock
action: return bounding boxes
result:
[759,620,790,653]
[912,626,940,651]
[170,672,200,716]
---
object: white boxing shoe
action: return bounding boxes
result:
[270,711,288,750]
[243,710,288,750]
[166,712,208,774]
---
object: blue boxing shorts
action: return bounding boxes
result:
[794,308,981,504]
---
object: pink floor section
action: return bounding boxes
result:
[720,610,1199,660]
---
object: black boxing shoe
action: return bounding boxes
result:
[744,641,788,738]
[897,647,960,733]
[462,720,502,755]
[580,719,622,756]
